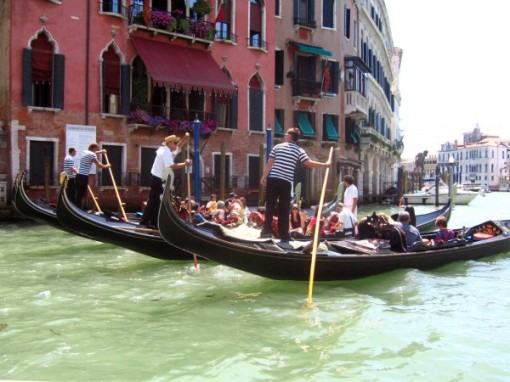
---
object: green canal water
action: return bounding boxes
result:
[1,192,509,381]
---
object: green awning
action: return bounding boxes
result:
[325,115,340,140]
[291,42,333,57]
[298,112,316,138]
[275,117,284,135]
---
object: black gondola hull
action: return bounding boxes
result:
[159,180,510,281]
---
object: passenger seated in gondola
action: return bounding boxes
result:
[289,203,306,235]
[306,206,326,236]
[394,210,423,247]
[212,200,227,224]
[327,202,358,235]
[434,215,455,244]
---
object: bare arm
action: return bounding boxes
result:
[92,158,111,170]
[303,158,331,169]
[260,157,275,186]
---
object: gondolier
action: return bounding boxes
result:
[75,142,111,210]
[259,127,330,242]
[139,133,191,229]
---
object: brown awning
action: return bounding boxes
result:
[131,37,236,94]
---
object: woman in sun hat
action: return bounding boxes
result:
[139,133,191,228]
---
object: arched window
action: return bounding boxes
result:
[102,46,121,113]
[249,0,265,49]
[22,33,65,109]
[215,0,234,41]
[101,45,130,115]
[131,56,148,109]
[249,75,263,132]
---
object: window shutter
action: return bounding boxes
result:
[249,89,263,131]
[275,50,284,85]
[120,64,131,115]
[53,54,65,109]
[22,48,33,106]
[309,0,315,24]
[332,61,339,94]
[229,95,238,130]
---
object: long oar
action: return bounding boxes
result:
[103,153,128,222]
[186,141,199,271]
[307,147,333,307]
[87,185,103,214]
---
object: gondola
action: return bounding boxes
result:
[55,179,196,261]
[158,175,510,281]
[12,171,66,231]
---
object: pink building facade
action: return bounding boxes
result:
[0,0,275,209]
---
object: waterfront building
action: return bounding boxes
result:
[438,125,509,191]
[274,0,402,203]
[0,0,274,209]
[0,0,402,212]
[355,0,402,200]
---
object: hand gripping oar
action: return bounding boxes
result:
[186,140,199,271]
[307,147,333,307]
[103,152,128,222]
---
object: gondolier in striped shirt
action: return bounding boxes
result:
[63,147,77,205]
[75,142,111,209]
[260,127,331,243]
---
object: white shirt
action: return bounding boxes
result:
[151,146,181,179]
[344,184,358,217]
[338,208,357,230]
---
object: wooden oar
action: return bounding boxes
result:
[103,152,128,222]
[307,147,333,307]
[186,141,199,271]
[87,185,103,214]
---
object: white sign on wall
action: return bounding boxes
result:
[65,124,97,174]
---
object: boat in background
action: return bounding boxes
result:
[55,179,196,261]
[391,198,453,233]
[403,180,477,205]
[12,171,66,231]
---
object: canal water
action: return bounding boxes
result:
[1,192,509,381]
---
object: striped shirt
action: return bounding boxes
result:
[63,155,76,179]
[77,150,98,176]
[268,142,309,183]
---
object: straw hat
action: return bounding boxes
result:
[162,135,180,145]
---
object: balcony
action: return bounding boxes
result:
[127,6,215,46]
[291,78,322,98]
[293,17,317,29]
[127,104,219,135]
[345,91,369,121]
[360,126,399,157]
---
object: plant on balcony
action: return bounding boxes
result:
[190,19,215,40]
[164,118,217,137]
[151,10,173,29]
[128,107,151,125]
[191,0,212,18]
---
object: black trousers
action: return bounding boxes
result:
[262,177,292,241]
[67,177,77,205]
[140,175,163,226]
[75,174,89,209]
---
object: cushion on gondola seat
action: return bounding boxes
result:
[473,232,494,241]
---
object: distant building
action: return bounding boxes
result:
[438,125,509,191]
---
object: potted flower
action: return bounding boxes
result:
[151,10,173,29]
[191,0,212,18]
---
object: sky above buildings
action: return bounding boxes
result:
[385,0,510,160]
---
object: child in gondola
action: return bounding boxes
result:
[434,215,455,244]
